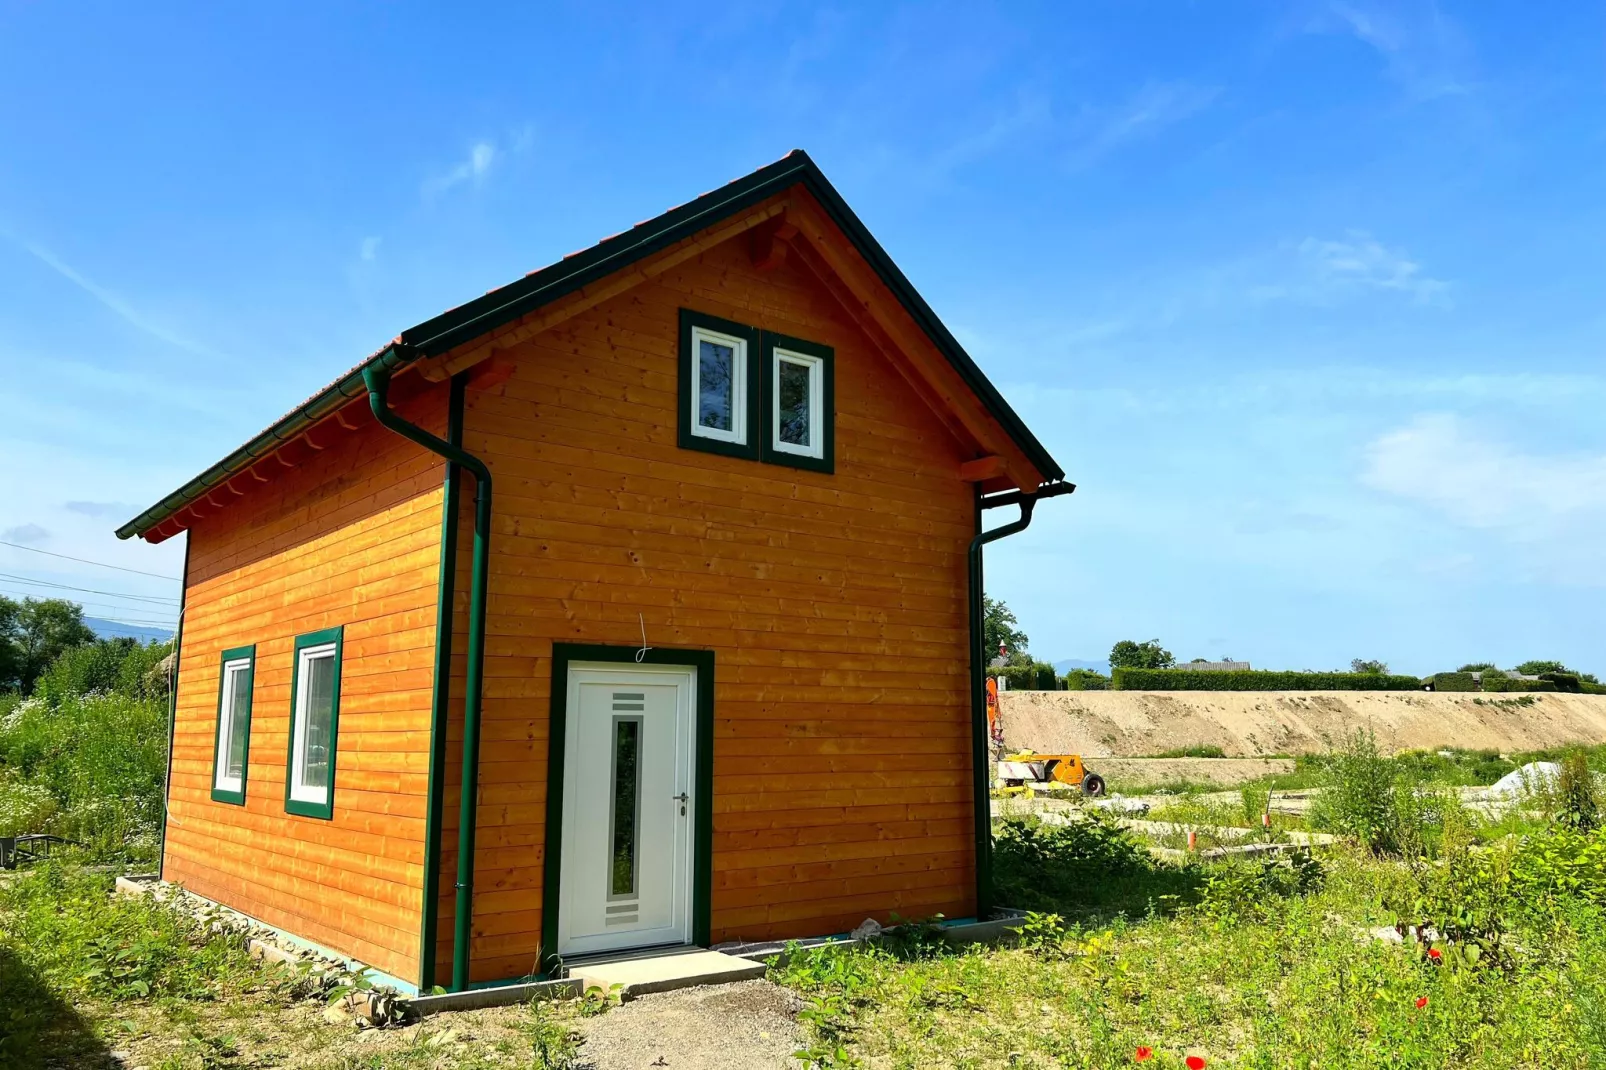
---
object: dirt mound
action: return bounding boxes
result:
[998,690,1606,758]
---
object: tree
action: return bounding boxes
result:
[9,598,96,694]
[1110,639,1175,671]
[1351,659,1388,675]
[1457,663,1496,673]
[1515,660,1571,677]
[0,596,21,691]
[983,595,1029,659]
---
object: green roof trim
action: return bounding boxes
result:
[118,150,1063,541]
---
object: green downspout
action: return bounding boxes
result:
[416,373,466,991]
[967,481,1074,919]
[363,357,492,993]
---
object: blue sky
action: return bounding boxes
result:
[1,2,1602,674]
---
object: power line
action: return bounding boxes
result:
[0,539,179,581]
[0,572,180,606]
[0,589,178,623]
[86,616,177,633]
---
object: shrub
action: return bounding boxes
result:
[1196,850,1324,923]
[1428,672,1477,692]
[1559,751,1600,832]
[32,638,171,705]
[1308,731,1465,855]
[0,691,166,861]
[1541,672,1583,693]
[992,813,1203,917]
[1587,682,1606,696]
[1063,669,1110,691]
[989,660,1061,691]
[1111,668,1421,691]
[1310,731,1398,851]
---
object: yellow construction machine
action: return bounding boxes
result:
[996,750,1106,796]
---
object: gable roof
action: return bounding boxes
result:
[117,150,1064,542]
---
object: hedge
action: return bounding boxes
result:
[1584,682,1606,696]
[988,662,1062,691]
[1481,676,1557,693]
[1540,672,1582,693]
[1064,669,1110,691]
[1427,672,1477,692]
[1110,668,1422,691]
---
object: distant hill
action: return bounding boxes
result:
[1055,658,1110,676]
[85,617,174,644]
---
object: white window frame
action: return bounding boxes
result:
[213,656,252,795]
[688,325,748,446]
[288,642,339,806]
[771,347,825,459]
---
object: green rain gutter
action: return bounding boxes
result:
[363,356,492,994]
[415,373,466,991]
[968,481,1075,920]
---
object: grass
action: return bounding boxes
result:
[0,862,590,1069]
[775,827,1606,1068]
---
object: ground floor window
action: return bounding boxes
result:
[210,645,255,804]
[285,627,343,819]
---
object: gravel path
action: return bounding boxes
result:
[575,979,802,1070]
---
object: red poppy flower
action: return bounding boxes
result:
[1135,1048,1154,1062]
[1186,1058,1207,1070]
[1428,948,1442,961]
[1415,996,1429,1009]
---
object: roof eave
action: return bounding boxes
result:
[118,150,1063,542]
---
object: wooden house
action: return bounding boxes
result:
[118,151,1070,993]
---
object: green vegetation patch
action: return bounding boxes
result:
[1112,668,1423,691]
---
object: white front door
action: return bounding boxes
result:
[557,663,696,957]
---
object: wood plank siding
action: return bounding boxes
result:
[430,226,978,985]
[163,386,449,984]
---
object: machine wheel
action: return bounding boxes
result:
[1081,773,1107,798]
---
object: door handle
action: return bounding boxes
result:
[673,792,688,815]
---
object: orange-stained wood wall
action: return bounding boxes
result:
[161,206,989,991]
[428,227,979,985]
[163,386,450,985]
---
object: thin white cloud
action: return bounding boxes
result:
[1319,1,1472,101]
[1065,82,1221,170]
[1247,231,1450,306]
[360,236,382,262]
[1364,413,1606,530]
[1,232,215,356]
[423,141,498,199]
[1299,231,1449,302]
[1,523,50,545]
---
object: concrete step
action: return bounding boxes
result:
[568,948,766,1001]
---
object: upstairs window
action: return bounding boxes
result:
[285,627,343,819]
[211,646,255,805]
[678,310,833,472]
[678,310,759,460]
[762,332,834,473]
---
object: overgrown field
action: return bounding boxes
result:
[5,637,1606,1068]
[0,637,170,863]
[780,741,1606,1068]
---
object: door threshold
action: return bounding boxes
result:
[564,946,767,1000]
[557,941,699,973]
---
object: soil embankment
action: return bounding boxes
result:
[999,690,1606,757]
